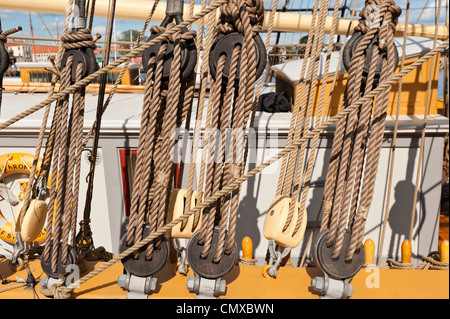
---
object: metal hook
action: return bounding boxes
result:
[266,240,291,278]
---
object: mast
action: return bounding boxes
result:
[28,11,35,62]
[0,0,447,39]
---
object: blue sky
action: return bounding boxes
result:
[0,0,447,47]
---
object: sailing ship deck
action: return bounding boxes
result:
[0,259,448,299]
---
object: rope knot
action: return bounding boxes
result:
[151,24,197,43]
[218,0,265,35]
[61,28,97,50]
[354,0,401,35]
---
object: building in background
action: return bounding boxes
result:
[32,45,58,63]
[4,40,32,62]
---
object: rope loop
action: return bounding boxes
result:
[150,23,196,43]
[61,28,97,50]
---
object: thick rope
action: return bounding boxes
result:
[125,22,196,261]
[299,0,361,267]
[345,0,402,262]
[194,0,264,262]
[54,40,448,295]
[408,0,442,242]
[0,0,230,133]
[416,252,449,270]
[377,0,411,266]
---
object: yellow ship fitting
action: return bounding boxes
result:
[262,196,307,278]
[263,196,307,248]
[167,189,203,275]
[440,240,449,263]
[167,189,202,239]
[401,239,412,264]
[13,199,47,244]
[363,239,376,266]
[239,236,257,266]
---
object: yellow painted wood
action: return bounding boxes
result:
[364,239,375,265]
[0,259,448,299]
[19,68,135,86]
[440,240,449,263]
[277,56,442,116]
[402,239,412,264]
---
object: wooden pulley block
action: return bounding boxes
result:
[120,227,169,277]
[342,31,399,89]
[311,229,365,280]
[60,48,98,83]
[187,227,238,279]
[209,32,267,82]
[0,42,10,76]
[167,189,202,239]
[141,29,197,82]
[41,243,78,279]
[12,199,47,243]
[263,196,308,248]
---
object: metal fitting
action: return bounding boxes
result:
[166,0,184,17]
[72,0,87,30]
[40,276,64,291]
[118,272,158,299]
[186,275,227,299]
[311,276,353,299]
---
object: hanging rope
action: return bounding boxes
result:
[41,26,97,278]
[124,21,196,260]
[193,0,265,265]
[54,40,449,294]
[300,0,361,268]
[377,0,411,267]
[319,0,402,263]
